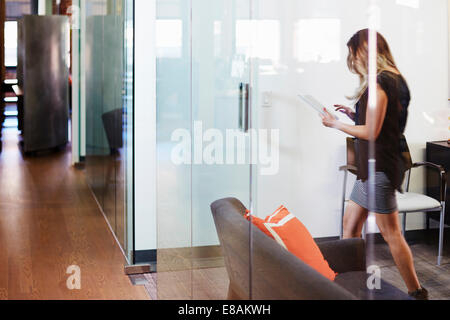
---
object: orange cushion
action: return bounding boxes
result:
[264,208,337,281]
[265,206,290,224]
[244,210,275,240]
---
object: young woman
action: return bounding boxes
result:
[321,29,428,300]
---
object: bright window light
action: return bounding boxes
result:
[156,19,183,58]
[5,21,18,67]
[294,19,341,64]
[236,20,280,63]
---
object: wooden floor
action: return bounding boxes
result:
[369,231,450,300]
[0,128,149,300]
[130,268,229,300]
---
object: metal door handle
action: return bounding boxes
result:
[239,83,244,131]
[244,83,250,133]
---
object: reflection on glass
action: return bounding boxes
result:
[396,0,420,9]
[422,112,436,125]
[294,18,341,63]
[84,0,133,262]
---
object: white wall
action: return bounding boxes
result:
[71,0,80,164]
[38,0,46,15]
[254,0,449,237]
[134,0,157,252]
[73,0,86,162]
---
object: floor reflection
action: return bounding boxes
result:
[86,148,126,250]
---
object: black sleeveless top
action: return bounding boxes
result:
[354,71,411,191]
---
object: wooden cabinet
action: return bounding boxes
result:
[427,141,450,225]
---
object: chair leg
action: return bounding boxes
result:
[438,203,446,266]
[340,171,348,240]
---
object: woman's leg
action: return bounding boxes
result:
[343,201,369,239]
[376,212,421,293]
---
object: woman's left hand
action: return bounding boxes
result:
[321,109,339,129]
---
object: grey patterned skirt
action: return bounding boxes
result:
[350,172,398,214]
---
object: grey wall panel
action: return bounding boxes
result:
[19,15,69,153]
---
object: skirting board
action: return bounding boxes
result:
[135,249,157,264]
[316,228,445,244]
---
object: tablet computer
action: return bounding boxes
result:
[297,94,339,120]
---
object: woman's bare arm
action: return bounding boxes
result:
[322,85,388,140]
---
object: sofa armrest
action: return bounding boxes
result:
[317,239,366,274]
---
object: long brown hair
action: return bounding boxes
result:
[347,29,399,101]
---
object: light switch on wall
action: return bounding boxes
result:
[262,91,273,108]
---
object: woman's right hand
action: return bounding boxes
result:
[334,105,355,121]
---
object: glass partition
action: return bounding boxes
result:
[249,0,375,300]
[84,0,134,263]
[248,0,449,300]
[152,0,449,300]
[123,0,135,265]
[155,0,193,299]
[155,0,255,300]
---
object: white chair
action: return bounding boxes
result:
[398,162,447,266]
[340,138,448,266]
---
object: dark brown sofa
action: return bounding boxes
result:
[211,198,412,300]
